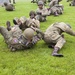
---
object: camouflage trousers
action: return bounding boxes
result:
[0,26,11,44]
[0,26,24,50]
[36,15,46,22]
[44,32,66,49]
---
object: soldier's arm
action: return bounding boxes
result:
[31,26,44,39]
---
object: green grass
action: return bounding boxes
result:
[0,0,75,75]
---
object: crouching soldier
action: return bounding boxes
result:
[69,0,75,6]
[31,22,75,57]
[0,24,40,51]
[4,2,15,11]
[36,1,50,22]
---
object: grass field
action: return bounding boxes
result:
[0,0,75,75]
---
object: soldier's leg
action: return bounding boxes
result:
[0,26,11,44]
[6,21,11,31]
[65,27,75,36]
[52,37,66,57]
[36,15,43,22]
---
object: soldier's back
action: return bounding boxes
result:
[5,4,14,11]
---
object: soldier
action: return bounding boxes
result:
[69,0,75,6]
[36,1,50,22]
[26,10,40,29]
[48,0,63,16]
[50,5,63,16]
[31,22,75,57]
[0,23,40,51]
[4,2,15,11]
[9,0,15,4]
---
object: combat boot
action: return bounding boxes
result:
[6,21,11,31]
[52,47,63,57]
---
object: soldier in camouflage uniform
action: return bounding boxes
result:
[31,22,75,57]
[48,0,63,16]
[36,1,50,22]
[0,24,40,51]
[26,10,40,29]
[4,2,15,11]
[69,0,75,6]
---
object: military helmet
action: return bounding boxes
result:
[38,1,44,5]
[23,28,35,39]
[20,16,27,24]
[29,10,36,16]
[13,17,19,24]
[4,2,8,6]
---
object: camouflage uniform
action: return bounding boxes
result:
[36,1,50,22]
[4,2,15,11]
[49,0,63,16]
[26,18,40,28]
[49,0,59,7]
[0,25,40,51]
[26,10,40,29]
[69,0,75,6]
[34,22,75,57]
